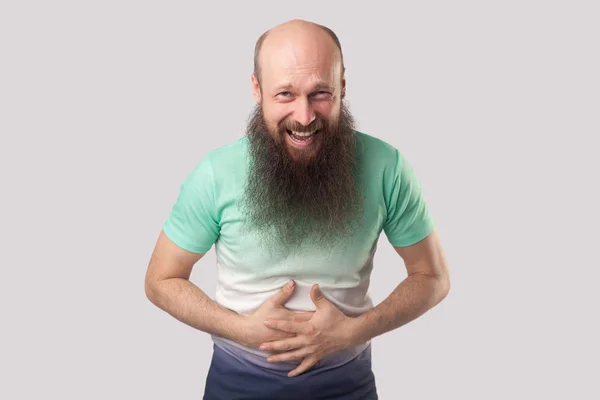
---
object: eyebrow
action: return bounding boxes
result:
[273,82,335,93]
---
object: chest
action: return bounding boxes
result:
[213,182,387,283]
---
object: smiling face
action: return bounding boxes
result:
[251,23,346,162]
[241,21,364,253]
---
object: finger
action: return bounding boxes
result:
[291,312,314,322]
[272,330,296,341]
[260,336,306,352]
[288,357,319,377]
[310,284,329,308]
[264,319,311,334]
[267,346,313,363]
[268,280,296,307]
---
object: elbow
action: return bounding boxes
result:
[437,273,451,300]
[145,277,162,305]
[145,282,156,304]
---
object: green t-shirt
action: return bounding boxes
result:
[163,130,435,318]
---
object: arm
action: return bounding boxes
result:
[349,228,450,345]
[260,228,450,376]
[145,230,313,348]
[144,230,247,343]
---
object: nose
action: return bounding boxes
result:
[292,98,316,127]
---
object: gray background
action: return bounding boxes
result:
[1,1,598,399]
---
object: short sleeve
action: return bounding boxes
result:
[162,154,220,253]
[383,150,435,247]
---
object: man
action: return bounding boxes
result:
[145,19,450,400]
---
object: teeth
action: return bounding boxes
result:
[291,130,316,137]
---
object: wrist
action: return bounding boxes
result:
[345,314,371,347]
[228,313,251,346]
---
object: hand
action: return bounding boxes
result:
[260,284,359,377]
[239,280,314,350]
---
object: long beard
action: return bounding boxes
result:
[239,101,365,255]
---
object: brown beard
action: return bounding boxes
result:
[239,101,365,255]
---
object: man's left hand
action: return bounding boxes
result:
[259,284,359,377]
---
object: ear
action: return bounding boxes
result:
[251,73,262,104]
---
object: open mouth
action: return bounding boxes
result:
[286,129,319,144]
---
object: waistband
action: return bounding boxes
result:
[211,335,371,372]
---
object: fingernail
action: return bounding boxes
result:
[286,280,294,288]
[259,344,267,350]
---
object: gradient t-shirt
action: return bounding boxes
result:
[162,130,435,368]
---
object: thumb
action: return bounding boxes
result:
[269,280,296,307]
[310,284,327,307]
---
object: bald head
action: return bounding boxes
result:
[253,19,345,86]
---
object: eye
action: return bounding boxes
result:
[313,90,332,99]
[277,91,293,98]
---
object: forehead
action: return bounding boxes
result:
[260,33,341,90]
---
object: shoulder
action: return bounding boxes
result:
[183,136,248,185]
[206,136,249,166]
[354,130,404,172]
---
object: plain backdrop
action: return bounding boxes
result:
[1,1,598,399]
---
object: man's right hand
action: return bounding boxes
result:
[239,280,314,350]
